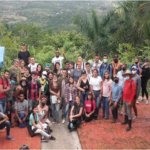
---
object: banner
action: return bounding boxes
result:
[0,47,5,67]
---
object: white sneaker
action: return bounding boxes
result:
[136,100,139,104]
[62,119,65,124]
[133,116,137,120]
[139,98,144,102]
[146,100,149,105]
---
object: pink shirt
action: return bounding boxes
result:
[102,79,112,97]
[84,100,96,113]
[37,105,48,123]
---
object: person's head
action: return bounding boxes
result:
[92,69,98,77]
[48,72,53,80]
[13,59,19,68]
[131,66,137,75]
[75,95,81,105]
[31,57,35,65]
[55,62,60,70]
[144,58,148,63]
[95,55,99,63]
[37,64,43,73]
[53,73,58,81]
[62,68,67,77]
[86,62,91,71]
[69,62,74,69]
[33,106,38,115]
[77,61,82,70]
[113,55,119,63]
[20,60,25,68]
[122,70,132,80]
[55,50,59,57]
[24,66,30,74]
[103,54,108,63]
[69,76,74,84]
[122,64,127,72]
[31,71,37,80]
[114,76,119,84]
[21,43,26,51]
[3,70,10,80]
[10,73,17,82]
[45,63,50,72]
[87,92,93,100]
[42,71,47,80]
[40,95,48,107]
[135,57,139,65]
[65,61,69,69]
[81,70,87,79]
[19,91,25,102]
[143,62,149,67]
[103,71,110,80]
[20,77,27,87]
[77,55,83,62]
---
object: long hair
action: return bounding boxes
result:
[87,94,93,111]
[102,70,110,81]
[36,64,43,77]
[54,62,60,73]
[68,76,74,86]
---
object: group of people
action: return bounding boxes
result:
[0,42,150,142]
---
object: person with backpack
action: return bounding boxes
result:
[121,70,136,131]
[84,92,96,122]
[27,71,41,112]
[68,96,83,132]
[99,54,112,78]
[0,70,10,114]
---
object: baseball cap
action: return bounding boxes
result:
[81,70,86,74]
[21,43,25,46]
[132,66,137,70]
[45,63,50,67]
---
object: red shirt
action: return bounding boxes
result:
[84,100,96,113]
[0,78,9,98]
[122,79,136,102]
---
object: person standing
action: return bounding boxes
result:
[85,62,92,78]
[121,70,136,131]
[90,69,102,120]
[74,56,85,70]
[28,57,38,72]
[19,60,26,77]
[92,55,102,71]
[0,70,10,114]
[52,50,66,71]
[131,66,141,119]
[18,43,30,66]
[141,62,150,104]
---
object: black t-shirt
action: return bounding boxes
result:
[73,102,83,119]
[80,80,89,92]
[18,50,30,66]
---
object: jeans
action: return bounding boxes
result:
[93,90,101,116]
[63,101,74,119]
[0,121,10,136]
[111,102,118,119]
[80,91,88,105]
[102,97,109,119]
[0,97,6,114]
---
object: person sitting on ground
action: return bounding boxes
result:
[29,105,56,142]
[68,96,83,132]
[84,92,96,122]
[0,110,15,140]
[14,91,28,128]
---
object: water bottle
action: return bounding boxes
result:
[70,123,73,129]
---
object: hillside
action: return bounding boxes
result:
[0,1,118,31]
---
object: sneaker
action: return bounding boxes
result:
[136,100,139,104]
[133,116,137,120]
[139,98,144,102]
[62,119,65,124]
[49,136,56,140]
[6,136,15,140]
[52,120,55,123]
[146,100,149,105]
[41,137,48,142]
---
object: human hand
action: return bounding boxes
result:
[19,119,23,124]
[22,117,26,122]
[114,102,117,107]
[128,102,132,107]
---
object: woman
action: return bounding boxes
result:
[29,106,55,141]
[49,73,61,124]
[36,64,43,78]
[68,96,83,132]
[20,60,26,77]
[54,62,62,78]
[62,77,77,123]
[68,61,74,77]
[73,61,83,83]
[24,66,32,82]
[84,92,96,122]
[141,62,150,104]
[48,72,53,83]
[89,69,102,120]
[102,71,112,119]
[77,70,90,105]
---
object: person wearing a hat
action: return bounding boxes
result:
[83,92,96,122]
[18,43,30,66]
[131,66,141,119]
[121,70,136,131]
[45,63,51,73]
[110,76,122,123]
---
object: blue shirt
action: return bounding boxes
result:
[99,63,112,78]
[112,82,122,102]
[29,113,39,126]
[129,64,142,75]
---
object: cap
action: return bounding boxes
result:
[21,43,25,46]
[40,95,48,101]
[132,66,137,70]
[81,70,86,74]
[42,71,47,75]
[122,70,132,76]
[45,63,50,67]
[11,73,17,78]
[114,75,119,79]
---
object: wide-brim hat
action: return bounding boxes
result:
[122,69,132,77]
[20,77,27,82]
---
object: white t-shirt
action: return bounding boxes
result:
[116,71,127,88]
[89,76,102,91]
[28,63,38,72]
[52,56,64,68]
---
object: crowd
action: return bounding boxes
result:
[0,43,150,142]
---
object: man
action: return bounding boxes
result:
[27,71,41,111]
[131,66,141,119]
[92,55,102,71]
[85,62,92,78]
[45,63,51,73]
[110,55,122,79]
[52,50,66,71]
[57,68,69,123]
[99,54,112,78]
[0,70,10,114]
[121,70,136,131]
[9,59,21,84]
[0,111,14,140]
[14,91,28,127]
[18,43,30,66]
[28,57,38,72]
[129,57,142,75]
[74,55,85,70]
